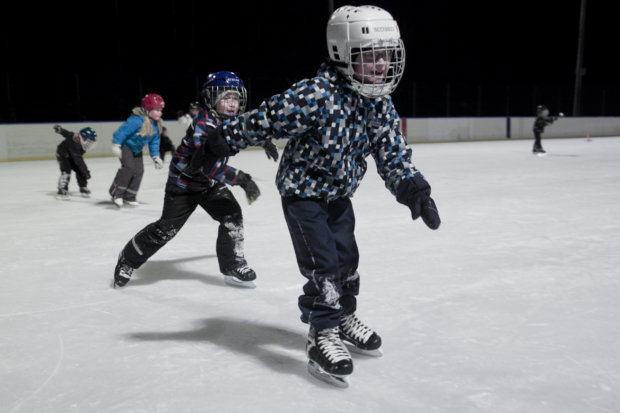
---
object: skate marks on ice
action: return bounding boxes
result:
[123,255,227,288]
[8,333,65,413]
[128,317,315,380]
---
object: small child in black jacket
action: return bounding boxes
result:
[53,124,97,199]
[533,105,563,155]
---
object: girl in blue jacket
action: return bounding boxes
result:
[109,93,165,207]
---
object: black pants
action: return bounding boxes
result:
[282,196,360,330]
[533,130,543,150]
[121,184,247,273]
[109,147,144,201]
[56,155,88,188]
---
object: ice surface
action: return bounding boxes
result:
[1,137,619,413]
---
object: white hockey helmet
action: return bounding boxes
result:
[326,5,405,98]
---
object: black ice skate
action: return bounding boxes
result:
[222,265,256,288]
[339,313,383,357]
[79,187,91,198]
[306,326,353,388]
[113,254,134,288]
[56,188,70,200]
[532,147,547,156]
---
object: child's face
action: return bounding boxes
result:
[189,108,200,116]
[541,109,549,117]
[352,48,391,84]
[149,108,163,121]
[216,93,240,116]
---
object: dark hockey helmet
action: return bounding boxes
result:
[201,71,247,114]
[78,127,97,151]
[536,105,549,116]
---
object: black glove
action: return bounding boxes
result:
[396,174,441,230]
[53,125,61,133]
[237,171,260,204]
[263,140,279,162]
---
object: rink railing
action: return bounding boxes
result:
[1,117,619,161]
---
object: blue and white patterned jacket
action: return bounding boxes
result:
[221,62,420,200]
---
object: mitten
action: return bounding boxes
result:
[263,140,279,162]
[112,144,122,158]
[152,156,164,169]
[396,174,441,230]
[237,171,261,204]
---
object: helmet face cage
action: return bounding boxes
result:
[203,85,247,114]
[348,39,405,98]
[78,127,97,152]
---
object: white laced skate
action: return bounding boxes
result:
[113,198,123,208]
[339,313,383,357]
[306,326,353,388]
[223,265,256,289]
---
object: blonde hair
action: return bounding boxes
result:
[131,106,163,136]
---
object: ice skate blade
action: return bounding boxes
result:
[56,194,70,200]
[224,276,256,289]
[307,360,350,388]
[344,342,384,357]
[111,278,129,289]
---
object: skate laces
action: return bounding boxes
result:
[236,265,252,275]
[317,327,351,363]
[340,314,374,344]
[119,264,134,279]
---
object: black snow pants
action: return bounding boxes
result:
[56,155,88,189]
[533,130,544,150]
[121,183,247,273]
[281,196,360,330]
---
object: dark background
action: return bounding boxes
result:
[1,0,617,122]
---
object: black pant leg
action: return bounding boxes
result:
[327,198,360,316]
[534,131,543,149]
[57,156,71,190]
[121,190,199,268]
[282,196,344,330]
[69,158,88,188]
[198,184,247,272]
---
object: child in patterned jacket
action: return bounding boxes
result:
[213,5,441,387]
[112,71,278,290]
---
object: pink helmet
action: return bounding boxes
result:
[141,93,165,112]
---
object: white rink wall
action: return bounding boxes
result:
[0,120,190,161]
[1,117,619,161]
[402,116,620,142]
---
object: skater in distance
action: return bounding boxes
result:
[113,71,278,290]
[212,5,441,387]
[53,124,97,199]
[532,104,564,155]
[109,93,166,208]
